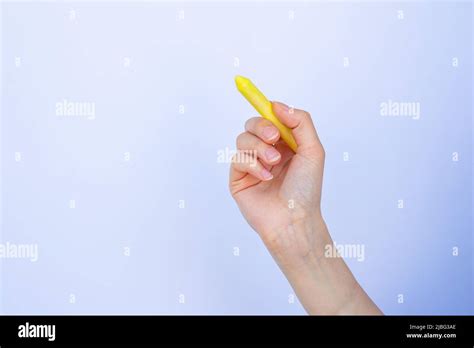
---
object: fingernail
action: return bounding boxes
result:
[261,169,273,181]
[265,148,281,162]
[263,126,278,141]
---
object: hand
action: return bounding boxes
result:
[229,101,382,315]
[229,101,325,269]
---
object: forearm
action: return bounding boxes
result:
[263,216,382,315]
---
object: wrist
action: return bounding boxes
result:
[262,214,379,315]
[261,214,331,275]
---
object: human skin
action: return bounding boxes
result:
[229,101,382,315]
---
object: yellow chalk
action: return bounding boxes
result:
[235,75,298,152]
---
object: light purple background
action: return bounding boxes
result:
[0,1,472,314]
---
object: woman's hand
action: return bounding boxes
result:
[229,101,382,315]
[230,101,325,269]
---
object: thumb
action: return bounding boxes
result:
[272,101,323,153]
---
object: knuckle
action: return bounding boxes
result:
[302,110,312,120]
[244,118,255,131]
[314,143,325,159]
[236,132,247,147]
[304,142,325,161]
[318,145,326,159]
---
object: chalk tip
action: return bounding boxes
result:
[235,75,251,90]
